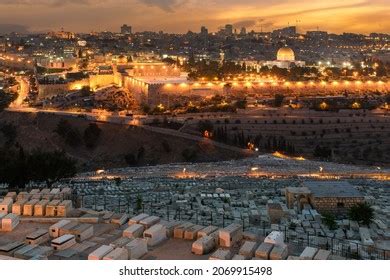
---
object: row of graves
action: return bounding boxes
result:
[0,189,73,234]
[0,206,368,260]
[0,188,73,216]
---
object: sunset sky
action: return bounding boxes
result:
[0,0,389,34]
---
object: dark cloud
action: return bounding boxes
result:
[232,20,257,29]
[0,0,93,6]
[0,24,29,34]
[137,0,188,12]
[221,18,275,31]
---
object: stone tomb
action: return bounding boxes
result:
[26,229,50,245]
[143,224,166,246]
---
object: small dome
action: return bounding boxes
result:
[277,47,295,61]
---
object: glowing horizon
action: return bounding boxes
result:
[0,0,388,34]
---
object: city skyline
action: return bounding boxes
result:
[0,0,389,34]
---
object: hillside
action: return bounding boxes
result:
[180,108,390,166]
[0,111,248,171]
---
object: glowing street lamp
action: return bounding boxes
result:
[319,102,328,110]
[352,102,361,109]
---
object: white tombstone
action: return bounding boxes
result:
[1,213,19,232]
[88,245,114,260]
[239,241,258,258]
[125,238,148,259]
[300,247,318,260]
[143,224,166,246]
[0,198,13,214]
[264,231,285,246]
[103,248,128,260]
[49,219,71,238]
[51,234,76,251]
[123,224,144,238]
[255,242,274,260]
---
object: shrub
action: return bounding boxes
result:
[161,140,171,153]
[273,94,285,107]
[124,153,138,166]
[83,123,102,148]
[322,213,338,230]
[54,119,82,147]
[349,203,374,226]
[182,148,197,162]
[0,122,17,145]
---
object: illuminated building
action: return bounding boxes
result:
[263,47,305,69]
[47,30,75,40]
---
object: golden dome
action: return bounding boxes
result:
[277,47,295,61]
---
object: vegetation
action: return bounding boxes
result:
[313,145,332,159]
[124,146,147,166]
[182,148,198,162]
[322,213,338,230]
[198,120,214,134]
[0,147,77,188]
[186,60,245,81]
[235,98,247,109]
[83,123,102,148]
[54,119,82,147]
[0,90,16,112]
[349,202,375,226]
[135,194,143,211]
[0,122,17,145]
[27,150,77,187]
[124,153,138,166]
[273,94,285,107]
[161,140,171,153]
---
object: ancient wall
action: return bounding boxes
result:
[311,197,365,214]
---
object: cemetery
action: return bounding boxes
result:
[0,156,389,260]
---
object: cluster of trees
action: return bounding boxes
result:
[322,213,338,230]
[273,94,285,107]
[0,147,77,188]
[262,135,296,155]
[182,148,198,162]
[124,146,146,166]
[322,203,375,230]
[259,65,320,81]
[197,120,297,154]
[84,123,102,148]
[186,59,245,80]
[198,120,214,134]
[313,145,332,159]
[55,120,102,149]
[0,90,16,111]
[349,202,374,226]
[0,122,17,146]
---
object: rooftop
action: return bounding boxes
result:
[302,181,364,198]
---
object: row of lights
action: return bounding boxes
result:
[0,55,32,64]
[164,80,388,88]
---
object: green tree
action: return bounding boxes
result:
[0,147,29,188]
[182,148,198,162]
[273,94,285,107]
[322,213,338,230]
[235,98,247,109]
[54,119,82,147]
[136,194,143,211]
[83,123,102,148]
[0,122,17,145]
[27,150,77,187]
[198,120,214,134]
[349,203,374,226]
[0,90,16,111]
[124,153,138,166]
[161,140,171,153]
